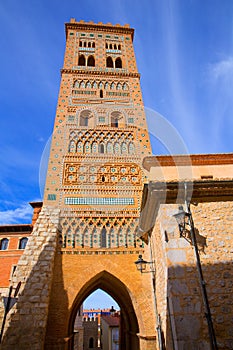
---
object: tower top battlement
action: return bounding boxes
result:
[66,18,134,40]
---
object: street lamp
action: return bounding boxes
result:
[173,202,218,350]
[134,254,155,273]
[173,205,190,236]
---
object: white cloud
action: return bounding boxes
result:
[0,204,33,225]
[209,56,233,81]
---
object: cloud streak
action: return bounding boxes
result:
[0,203,33,224]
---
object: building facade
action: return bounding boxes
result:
[1,18,233,350]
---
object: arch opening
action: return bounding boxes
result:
[68,271,139,350]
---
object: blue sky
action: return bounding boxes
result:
[0,0,233,221]
[0,0,233,310]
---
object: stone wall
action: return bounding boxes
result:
[149,201,233,350]
[0,206,60,350]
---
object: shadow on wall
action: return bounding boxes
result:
[1,233,69,350]
[165,261,233,350]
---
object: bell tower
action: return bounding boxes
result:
[44,19,151,249]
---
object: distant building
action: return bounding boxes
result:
[100,314,120,350]
[0,202,42,323]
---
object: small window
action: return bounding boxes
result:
[109,44,113,49]
[88,42,91,48]
[99,143,105,153]
[100,89,103,98]
[101,227,107,248]
[78,55,85,66]
[19,237,28,250]
[118,44,121,50]
[92,42,95,48]
[114,44,117,50]
[79,41,82,47]
[87,55,95,67]
[106,43,108,49]
[84,41,87,47]
[115,57,122,68]
[89,337,94,348]
[111,116,118,127]
[0,238,9,250]
[106,56,113,68]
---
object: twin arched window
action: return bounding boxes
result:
[78,55,95,67]
[106,57,122,68]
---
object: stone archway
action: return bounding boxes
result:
[68,271,139,350]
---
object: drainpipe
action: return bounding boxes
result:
[185,199,218,350]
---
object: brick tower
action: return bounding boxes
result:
[44,19,151,249]
[1,20,157,350]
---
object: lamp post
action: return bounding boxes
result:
[134,254,164,350]
[173,203,218,350]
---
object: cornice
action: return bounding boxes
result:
[65,22,134,40]
[138,179,233,239]
[147,179,233,203]
[143,153,233,170]
[0,224,32,233]
[61,68,140,79]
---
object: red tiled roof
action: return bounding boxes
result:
[101,315,120,327]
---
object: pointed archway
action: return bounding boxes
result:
[68,271,139,350]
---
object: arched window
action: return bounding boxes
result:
[89,337,94,348]
[88,42,91,48]
[84,142,91,153]
[78,55,85,66]
[129,142,135,154]
[99,82,103,89]
[80,81,85,88]
[116,83,121,90]
[107,142,113,153]
[111,116,118,127]
[84,41,87,47]
[19,237,28,250]
[92,42,95,48]
[114,44,117,50]
[104,82,109,89]
[106,56,113,68]
[91,142,98,153]
[87,56,95,67]
[121,142,127,154]
[115,57,122,68]
[92,81,97,89]
[69,140,76,153]
[106,43,108,49]
[80,116,89,126]
[122,82,128,90]
[86,81,91,88]
[118,44,121,50]
[79,41,82,47]
[100,89,103,98]
[99,143,105,153]
[0,238,9,250]
[77,141,83,153]
[114,142,120,154]
[110,82,115,90]
[74,80,79,88]
[109,44,113,49]
[79,110,94,127]
[101,227,107,248]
